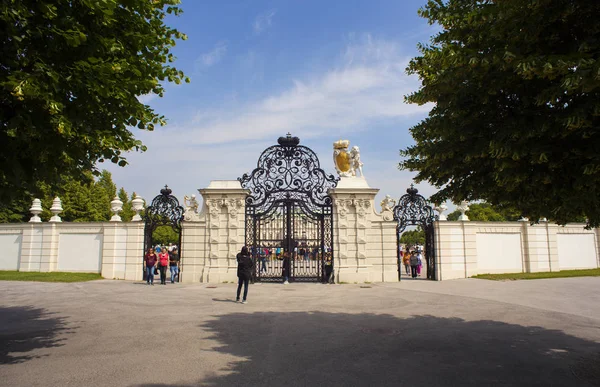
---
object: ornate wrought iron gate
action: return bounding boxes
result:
[239,134,338,282]
[142,186,184,280]
[393,185,437,280]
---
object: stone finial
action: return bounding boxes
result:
[434,203,448,221]
[131,193,145,222]
[110,196,123,222]
[49,197,63,222]
[457,200,470,221]
[29,198,43,223]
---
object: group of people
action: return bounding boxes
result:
[400,246,423,279]
[143,245,180,285]
[254,245,327,262]
[235,246,335,304]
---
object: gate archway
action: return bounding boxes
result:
[238,134,339,282]
[393,185,437,280]
[142,185,184,280]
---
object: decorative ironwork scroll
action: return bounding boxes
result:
[393,184,437,280]
[239,134,338,218]
[393,185,436,233]
[239,134,338,283]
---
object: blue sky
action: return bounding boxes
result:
[105,0,442,210]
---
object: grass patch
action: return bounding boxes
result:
[473,268,600,281]
[0,271,102,283]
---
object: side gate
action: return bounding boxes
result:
[142,186,184,280]
[393,185,437,280]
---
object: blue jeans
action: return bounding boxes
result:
[170,266,179,283]
[146,266,155,283]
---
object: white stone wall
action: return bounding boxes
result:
[58,233,103,272]
[2,185,598,283]
[435,221,599,279]
[0,222,144,279]
[0,232,22,270]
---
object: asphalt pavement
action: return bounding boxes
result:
[1,277,600,386]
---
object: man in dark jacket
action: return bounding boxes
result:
[236,246,253,303]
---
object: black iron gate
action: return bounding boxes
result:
[239,134,338,282]
[142,185,184,280]
[393,185,437,280]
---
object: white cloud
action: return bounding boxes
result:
[173,35,430,146]
[199,41,227,68]
[253,9,276,35]
[106,35,435,207]
[137,93,157,105]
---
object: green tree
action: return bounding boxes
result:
[0,197,30,223]
[91,170,117,221]
[446,202,520,222]
[118,188,134,222]
[399,228,425,245]
[0,0,189,203]
[0,169,131,222]
[152,225,179,245]
[400,0,600,227]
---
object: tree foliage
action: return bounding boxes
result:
[400,0,600,227]
[118,188,134,222]
[446,202,520,222]
[0,0,189,203]
[0,169,124,222]
[152,225,179,246]
[399,228,425,245]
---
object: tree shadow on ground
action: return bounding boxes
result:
[138,312,600,387]
[0,306,73,365]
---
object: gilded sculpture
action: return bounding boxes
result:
[333,140,364,178]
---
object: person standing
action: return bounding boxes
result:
[236,246,253,304]
[324,254,333,284]
[409,252,419,279]
[282,251,291,284]
[416,249,423,277]
[157,247,169,285]
[144,248,157,285]
[169,247,180,283]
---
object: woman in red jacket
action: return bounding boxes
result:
[157,247,170,285]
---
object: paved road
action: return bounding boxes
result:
[1,278,600,386]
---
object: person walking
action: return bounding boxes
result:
[416,249,423,277]
[282,251,291,284]
[144,248,157,285]
[169,247,180,283]
[157,247,169,285]
[236,246,253,304]
[409,251,419,279]
[403,249,411,276]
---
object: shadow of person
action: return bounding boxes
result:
[0,306,73,365]
[135,312,600,387]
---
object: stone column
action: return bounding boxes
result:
[198,180,247,283]
[330,176,379,283]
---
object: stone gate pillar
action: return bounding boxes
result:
[330,177,384,283]
[197,180,247,283]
